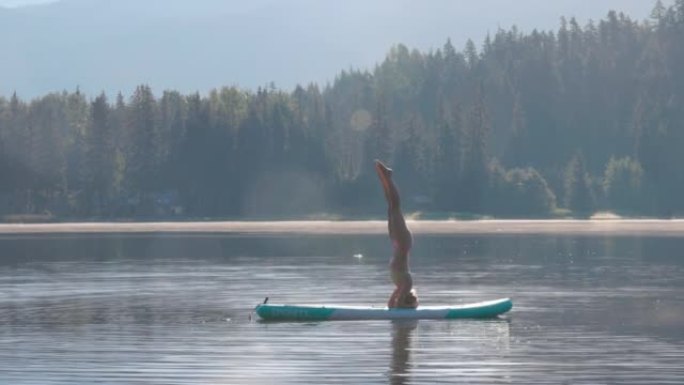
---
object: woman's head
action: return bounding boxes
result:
[400,289,418,308]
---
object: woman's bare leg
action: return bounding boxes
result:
[375,161,412,252]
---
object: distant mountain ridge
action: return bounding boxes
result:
[0,0,654,98]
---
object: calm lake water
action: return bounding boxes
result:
[1,224,683,384]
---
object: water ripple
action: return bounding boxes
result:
[1,233,683,384]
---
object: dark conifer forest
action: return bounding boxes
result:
[1,1,683,220]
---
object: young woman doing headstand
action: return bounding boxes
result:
[375,160,419,309]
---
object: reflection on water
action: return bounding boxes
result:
[0,232,683,384]
[390,321,416,385]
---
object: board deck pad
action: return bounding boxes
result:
[255,298,512,321]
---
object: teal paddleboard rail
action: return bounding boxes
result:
[255,298,512,321]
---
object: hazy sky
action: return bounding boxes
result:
[0,0,55,7]
[0,0,663,97]
[0,0,657,15]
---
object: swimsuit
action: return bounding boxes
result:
[390,268,413,287]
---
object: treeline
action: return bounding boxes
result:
[1,0,683,219]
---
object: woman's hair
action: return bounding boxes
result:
[400,289,418,307]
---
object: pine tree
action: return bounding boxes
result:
[603,157,645,213]
[564,152,595,215]
[459,87,490,212]
[125,85,158,213]
[433,101,461,210]
[368,92,393,164]
[464,39,479,70]
[85,93,113,215]
[651,0,667,23]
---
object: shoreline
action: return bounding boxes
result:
[1,219,684,236]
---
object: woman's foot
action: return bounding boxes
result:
[375,160,394,203]
[374,160,393,180]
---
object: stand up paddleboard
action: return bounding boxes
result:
[255,298,512,321]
